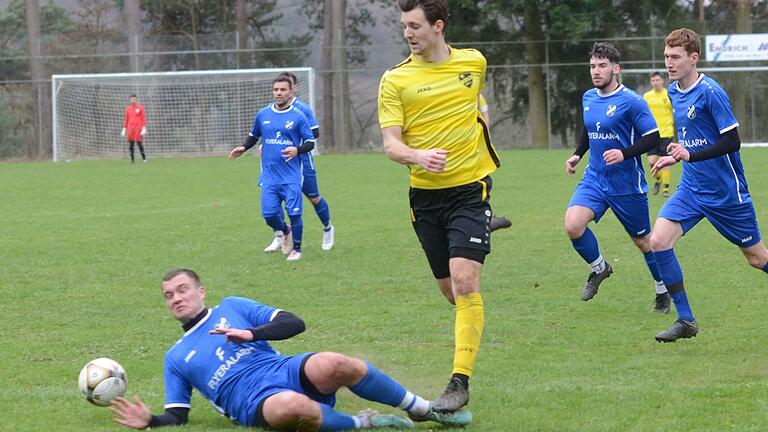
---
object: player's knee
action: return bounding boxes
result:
[745,253,767,269]
[563,217,586,239]
[650,232,672,251]
[451,271,479,296]
[315,352,365,382]
[310,196,321,206]
[633,235,652,253]
[264,393,320,427]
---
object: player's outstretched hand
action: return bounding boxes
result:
[111,395,151,430]
[228,146,246,160]
[602,149,624,165]
[209,327,254,343]
[667,142,690,162]
[565,155,581,175]
[120,128,126,137]
[415,148,449,173]
[140,127,147,136]
[282,146,298,161]
[651,155,678,175]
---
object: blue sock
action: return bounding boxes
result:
[763,262,768,274]
[655,248,693,321]
[288,214,303,251]
[348,362,407,408]
[319,403,359,430]
[643,250,663,282]
[571,228,600,264]
[314,198,331,227]
[264,214,288,234]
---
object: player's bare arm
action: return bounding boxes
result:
[651,155,678,175]
[209,327,254,344]
[228,146,246,160]
[382,125,448,173]
[602,149,624,165]
[666,142,690,161]
[281,146,298,160]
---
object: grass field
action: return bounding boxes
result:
[1,149,767,432]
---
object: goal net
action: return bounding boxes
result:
[51,68,316,161]
[621,66,768,147]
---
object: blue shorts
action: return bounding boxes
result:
[302,174,320,199]
[261,184,303,217]
[568,181,651,238]
[658,187,762,247]
[245,352,336,427]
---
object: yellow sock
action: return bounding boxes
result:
[653,172,662,183]
[661,169,671,187]
[452,293,484,377]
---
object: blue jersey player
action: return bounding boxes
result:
[649,29,768,342]
[229,76,316,261]
[262,71,335,254]
[563,42,669,311]
[109,269,471,430]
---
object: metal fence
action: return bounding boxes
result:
[4,30,768,160]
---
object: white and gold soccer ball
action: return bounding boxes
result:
[78,358,127,406]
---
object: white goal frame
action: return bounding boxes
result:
[622,66,768,148]
[51,67,316,161]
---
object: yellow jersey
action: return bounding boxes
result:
[643,88,675,138]
[378,47,499,189]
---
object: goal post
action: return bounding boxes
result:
[621,66,768,147]
[51,67,316,161]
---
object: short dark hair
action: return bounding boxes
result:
[397,0,448,26]
[273,76,293,89]
[162,268,201,286]
[650,71,664,79]
[279,72,298,86]
[588,42,621,64]
[129,94,137,99]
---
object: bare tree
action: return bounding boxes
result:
[332,0,352,150]
[524,0,549,149]
[25,0,47,158]
[321,0,335,150]
[236,0,247,68]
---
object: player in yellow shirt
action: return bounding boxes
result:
[643,72,676,197]
[378,0,499,415]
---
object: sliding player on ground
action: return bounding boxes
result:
[650,28,768,342]
[564,42,670,312]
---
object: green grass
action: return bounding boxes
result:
[1,149,767,431]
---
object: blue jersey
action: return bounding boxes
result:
[581,85,659,195]
[291,97,320,176]
[163,297,283,426]
[249,104,316,186]
[668,74,749,206]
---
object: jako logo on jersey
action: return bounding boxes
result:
[596,122,601,131]
[687,105,696,119]
[470,237,482,244]
[208,346,256,390]
[584,106,590,111]
[606,105,617,117]
[742,236,753,243]
[215,347,225,362]
[184,350,196,363]
[263,120,271,125]
[285,120,294,129]
[458,73,473,88]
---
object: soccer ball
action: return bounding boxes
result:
[78,358,127,406]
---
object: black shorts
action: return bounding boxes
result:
[409,176,492,279]
[647,137,674,157]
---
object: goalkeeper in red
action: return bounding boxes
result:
[122,94,147,163]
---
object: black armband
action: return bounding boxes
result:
[243,135,259,151]
[148,407,189,428]
[249,311,305,341]
[312,127,320,139]
[296,140,316,155]
[574,128,589,158]
[620,130,660,160]
[688,128,740,162]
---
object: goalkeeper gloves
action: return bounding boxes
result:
[140,127,147,136]
[121,128,126,137]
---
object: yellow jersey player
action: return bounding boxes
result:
[378,0,500,414]
[643,72,676,197]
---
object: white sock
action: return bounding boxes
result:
[353,415,365,428]
[398,391,430,416]
[655,280,668,294]
[589,255,606,273]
